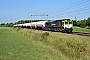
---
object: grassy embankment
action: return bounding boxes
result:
[73,26,90,33]
[16,27,90,60]
[0,27,69,60]
[0,27,90,60]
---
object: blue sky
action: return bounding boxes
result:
[0,0,90,23]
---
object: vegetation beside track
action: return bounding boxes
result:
[73,26,90,33]
[15,28,90,60]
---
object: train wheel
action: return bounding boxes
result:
[62,30,66,33]
[70,30,72,33]
[68,30,72,33]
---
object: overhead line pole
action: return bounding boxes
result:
[31,15,32,29]
[30,14,48,28]
[30,14,48,34]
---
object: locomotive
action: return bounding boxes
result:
[14,19,73,33]
[44,19,73,33]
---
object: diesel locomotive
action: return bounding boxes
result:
[44,19,73,33]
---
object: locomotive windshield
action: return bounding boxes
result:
[69,22,72,24]
[65,22,68,24]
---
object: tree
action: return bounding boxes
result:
[19,20,25,24]
[77,19,86,27]
[1,23,5,25]
[87,17,90,26]
[7,22,13,27]
[73,20,77,26]
[0,23,5,27]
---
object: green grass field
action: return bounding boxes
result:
[0,27,69,60]
[73,26,90,33]
[0,27,90,60]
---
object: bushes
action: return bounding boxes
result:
[39,32,49,42]
[86,27,90,29]
[41,32,49,38]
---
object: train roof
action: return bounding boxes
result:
[55,19,70,21]
[56,19,70,21]
[49,19,71,22]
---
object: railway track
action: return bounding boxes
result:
[41,29,90,37]
[42,30,90,37]
[68,32,90,37]
[22,28,90,37]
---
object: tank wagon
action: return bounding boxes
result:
[35,21,48,29]
[14,19,73,33]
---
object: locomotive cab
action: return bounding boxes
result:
[62,19,73,33]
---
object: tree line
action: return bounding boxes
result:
[0,20,49,27]
[0,22,13,27]
[0,17,90,28]
[73,17,90,28]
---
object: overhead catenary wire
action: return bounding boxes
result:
[50,3,90,15]
[49,10,90,19]
[47,0,90,19]
[50,7,90,18]
[47,0,89,15]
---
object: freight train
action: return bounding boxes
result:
[14,19,73,33]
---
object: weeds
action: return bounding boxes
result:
[14,28,90,60]
[60,40,89,59]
